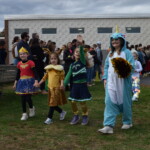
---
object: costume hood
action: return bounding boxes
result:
[44,64,64,71]
[110,32,126,51]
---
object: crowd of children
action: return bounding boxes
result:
[12,30,149,134]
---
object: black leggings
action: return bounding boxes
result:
[21,95,33,113]
[48,106,62,119]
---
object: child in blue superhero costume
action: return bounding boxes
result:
[98,32,135,134]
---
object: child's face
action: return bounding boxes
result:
[74,48,80,60]
[133,53,138,60]
[19,52,28,61]
[67,42,72,49]
[61,45,66,50]
[111,38,121,48]
[50,54,58,65]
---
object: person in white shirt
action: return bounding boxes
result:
[12,36,20,65]
[95,41,103,80]
[132,52,143,101]
[58,45,66,66]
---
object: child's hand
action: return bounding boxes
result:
[77,35,83,42]
[13,81,17,89]
[104,80,107,88]
[60,85,65,90]
[34,83,40,87]
[77,35,83,45]
[33,80,39,87]
[13,84,16,89]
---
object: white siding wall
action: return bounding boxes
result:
[8,18,150,63]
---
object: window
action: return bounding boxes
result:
[42,28,57,34]
[15,28,29,34]
[126,27,140,33]
[70,28,84,34]
[97,27,112,33]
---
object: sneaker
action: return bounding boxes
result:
[91,83,95,86]
[29,106,35,117]
[70,115,80,125]
[60,111,67,120]
[132,95,138,101]
[121,124,133,129]
[21,113,28,121]
[87,83,92,87]
[81,115,89,125]
[98,126,113,134]
[44,118,53,125]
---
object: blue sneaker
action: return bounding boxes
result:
[81,115,89,125]
[44,118,53,125]
[70,115,80,125]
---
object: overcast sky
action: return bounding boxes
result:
[0,0,150,31]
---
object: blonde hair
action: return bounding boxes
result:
[132,51,138,59]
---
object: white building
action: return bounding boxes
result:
[4,14,150,64]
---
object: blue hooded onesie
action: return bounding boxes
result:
[102,33,135,127]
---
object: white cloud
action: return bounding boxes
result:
[0,0,150,31]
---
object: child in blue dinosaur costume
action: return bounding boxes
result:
[98,32,135,134]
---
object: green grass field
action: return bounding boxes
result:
[0,81,150,150]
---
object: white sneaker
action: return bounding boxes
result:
[44,118,53,125]
[121,124,133,129]
[132,95,136,100]
[29,106,35,117]
[132,95,138,101]
[21,113,28,121]
[98,126,113,134]
[60,111,67,120]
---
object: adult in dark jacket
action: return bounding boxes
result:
[89,46,98,80]
[95,41,103,79]
[63,42,74,75]
[17,32,33,60]
[0,40,7,64]
[30,38,47,94]
[63,42,74,90]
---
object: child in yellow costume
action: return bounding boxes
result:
[38,52,67,124]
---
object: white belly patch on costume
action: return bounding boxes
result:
[107,51,126,105]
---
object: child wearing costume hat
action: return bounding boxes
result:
[98,27,135,134]
[13,47,39,121]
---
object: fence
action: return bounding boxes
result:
[0,65,17,83]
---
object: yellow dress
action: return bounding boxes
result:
[42,65,67,106]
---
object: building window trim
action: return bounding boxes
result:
[97,27,112,33]
[15,28,29,34]
[126,27,141,33]
[42,28,57,34]
[70,28,84,34]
